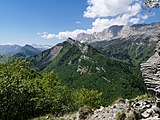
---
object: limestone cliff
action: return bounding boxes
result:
[141,34,160,91]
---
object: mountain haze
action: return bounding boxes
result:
[0,44,22,56]
[0,44,44,57]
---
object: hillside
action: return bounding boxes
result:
[29,38,146,105]
[90,35,157,64]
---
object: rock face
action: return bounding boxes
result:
[141,34,160,91]
[48,45,63,61]
[141,34,160,111]
[76,23,160,43]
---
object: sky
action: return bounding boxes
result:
[0,0,160,46]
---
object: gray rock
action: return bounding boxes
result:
[76,23,160,43]
[141,109,153,118]
[152,105,160,113]
[140,34,160,109]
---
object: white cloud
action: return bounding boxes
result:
[38,0,151,40]
[58,29,86,39]
[127,2,141,16]
[141,15,149,20]
[90,15,130,32]
[76,21,80,24]
[38,29,86,40]
[129,18,140,24]
[38,32,57,39]
[84,0,134,18]
[85,2,142,32]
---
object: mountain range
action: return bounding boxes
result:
[77,22,160,64]
[29,38,146,105]
[1,22,160,105]
[27,22,160,105]
[77,22,160,43]
[0,44,52,57]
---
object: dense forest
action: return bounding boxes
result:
[0,57,102,120]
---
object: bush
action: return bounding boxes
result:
[72,88,102,109]
[135,94,155,101]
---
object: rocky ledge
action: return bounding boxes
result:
[141,34,160,91]
[78,97,159,120]
[41,96,160,120]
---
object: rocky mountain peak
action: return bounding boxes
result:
[76,33,96,43]
[76,23,160,43]
[23,44,35,49]
[67,37,76,44]
[67,37,89,54]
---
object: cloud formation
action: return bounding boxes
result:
[84,0,133,18]
[38,32,57,39]
[38,29,86,40]
[89,2,150,32]
[38,0,150,40]
[76,21,81,24]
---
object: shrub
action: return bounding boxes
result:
[72,88,102,108]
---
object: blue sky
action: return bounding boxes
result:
[0,0,159,46]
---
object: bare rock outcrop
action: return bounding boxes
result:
[141,34,160,91]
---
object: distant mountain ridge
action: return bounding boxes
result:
[0,44,52,57]
[76,22,160,43]
[13,44,41,57]
[76,22,160,64]
[0,44,22,56]
[90,34,157,64]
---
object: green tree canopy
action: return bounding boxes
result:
[0,58,103,120]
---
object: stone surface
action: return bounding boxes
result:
[141,34,160,108]
[141,109,153,118]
